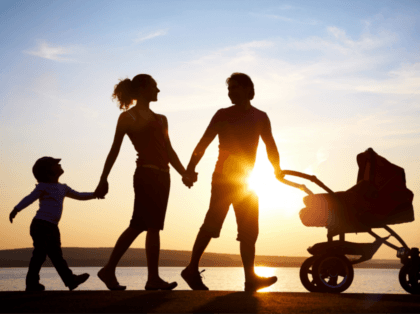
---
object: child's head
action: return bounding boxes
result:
[32,157,64,183]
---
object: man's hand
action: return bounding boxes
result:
[95,180,109,199]
[275,168,284,181]
[9,209,18,223]
[182,171,198,189]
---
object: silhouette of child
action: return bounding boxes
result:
[9,157,101,291]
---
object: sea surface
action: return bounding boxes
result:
[0,267,408,294]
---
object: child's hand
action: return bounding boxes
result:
[9,209,18,223]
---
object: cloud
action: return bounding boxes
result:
[24,41,76,62]
[133,29,168,43]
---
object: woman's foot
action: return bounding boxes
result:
[98,268,126,291]
[145,278,178,291]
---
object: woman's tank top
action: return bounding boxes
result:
[126,110,170,169]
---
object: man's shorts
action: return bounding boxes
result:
[200,172,259,244]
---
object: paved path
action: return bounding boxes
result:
[1,291,419,313]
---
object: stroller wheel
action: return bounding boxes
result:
[312,254,354,293]
[300,256,323,292]
[399,265,420,294]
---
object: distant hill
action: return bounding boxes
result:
[0,248,402,269]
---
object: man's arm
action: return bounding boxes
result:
[260,114,283,179]
[186,112,220,175]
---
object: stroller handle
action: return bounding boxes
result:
[279,170,334,195]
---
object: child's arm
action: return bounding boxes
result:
[10,186,43,223]
[66,186,97,201]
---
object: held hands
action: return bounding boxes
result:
[94,179,109,199]
[9,209,18,223]
[182,171,198,189]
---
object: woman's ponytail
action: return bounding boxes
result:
[112,74,153,111]
[112,78,134,111]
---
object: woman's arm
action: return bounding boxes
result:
[95,115,128,197]
[162,115,187,176]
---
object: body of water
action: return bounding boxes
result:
[0,267,408,294]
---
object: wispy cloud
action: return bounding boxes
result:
[251,12,319,25]
[24,41,76,62]
[133,29,168,43]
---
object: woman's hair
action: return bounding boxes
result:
[112,74,153,111]
[226,72,255,100]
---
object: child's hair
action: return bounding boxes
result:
[226,72,255,100]
[112,74,153,111]
[32,157,61,183]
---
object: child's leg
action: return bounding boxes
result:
[26,220,48,287]
[39,221,74,287]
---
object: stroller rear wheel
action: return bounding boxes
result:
[399,265,420,294]
[312,254,354,293]
[300,256,322,292]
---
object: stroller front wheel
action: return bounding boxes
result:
[312,254,354,293]
[399,264,420,294]
[300,256,323,292]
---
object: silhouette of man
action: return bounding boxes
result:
[181,73,283,292]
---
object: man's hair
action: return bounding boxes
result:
[226,73,255,100]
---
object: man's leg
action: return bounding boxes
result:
[187,229,212,271]
[182,175,231,290]
[240,240,256,281]
[234,188,277,291]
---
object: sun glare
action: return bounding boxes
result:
[247,155,305,217]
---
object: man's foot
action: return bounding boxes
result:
[68,273,90,291]
[25,283,45,292]
[181,268,209,290]
[145,279,178,291]
[98,268,126,291]
[244,276,277,292]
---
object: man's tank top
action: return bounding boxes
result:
[126,110,170,169]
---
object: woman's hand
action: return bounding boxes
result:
[182,171,198,189]
[95,179,109,199]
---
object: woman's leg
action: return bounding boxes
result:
[146,228,161,282]
[103,227,142,274]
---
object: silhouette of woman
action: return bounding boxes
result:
[95,74,193,290]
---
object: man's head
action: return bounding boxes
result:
[226,73,254,105]
[32,157,63,183]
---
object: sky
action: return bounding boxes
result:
[1,0,420,260]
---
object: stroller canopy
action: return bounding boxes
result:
[300,148,414,232]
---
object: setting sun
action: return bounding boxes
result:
[247,149,305,217]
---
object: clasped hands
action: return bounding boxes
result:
[94,179,109,199]
[182,171,198,189]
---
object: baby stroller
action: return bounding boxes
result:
[279,148,418,294]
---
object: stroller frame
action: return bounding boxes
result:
[280,169,420,294]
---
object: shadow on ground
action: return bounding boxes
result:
[192,292,259,313]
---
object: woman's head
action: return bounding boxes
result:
[112,74,159,110]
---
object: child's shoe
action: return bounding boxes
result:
[68,273,90,291]
[25,283,45,292]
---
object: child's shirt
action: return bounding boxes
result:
[14,183,95,225]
